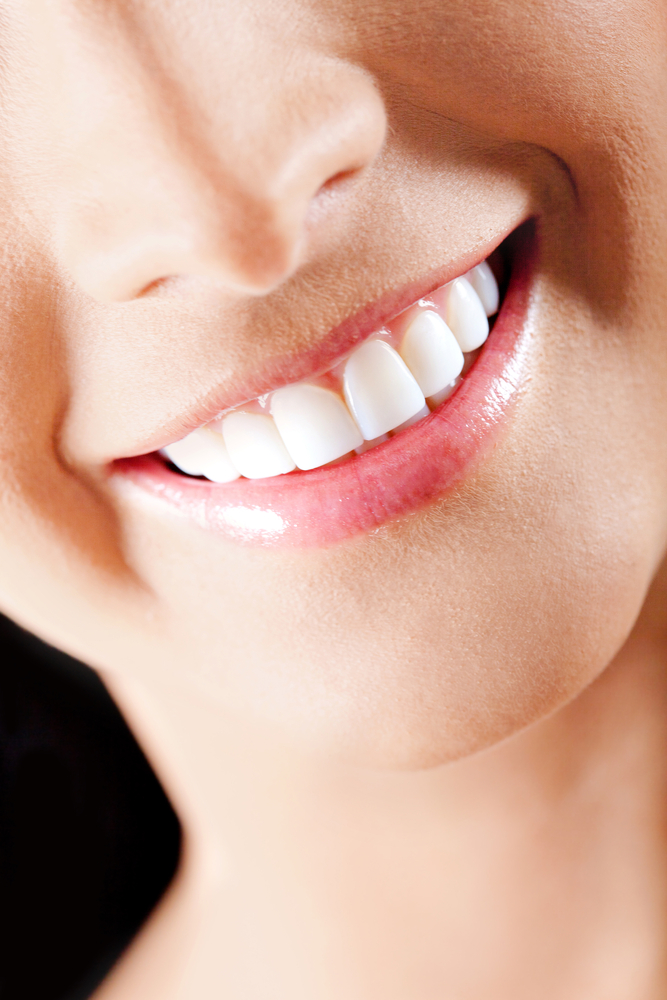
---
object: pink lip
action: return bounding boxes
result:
[115,223,535,548]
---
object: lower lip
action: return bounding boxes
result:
[115,227,535,548]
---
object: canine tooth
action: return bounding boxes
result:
[162,428,240,482]
[343,339,426,440]
[221,412,296,479]
[400,310,464,398]
[445,277,490,352]
[467,261,499,316]
[271,384,363,471]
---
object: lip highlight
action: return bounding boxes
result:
[115,224,535,547]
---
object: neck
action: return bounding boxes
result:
[97,559,667,1000]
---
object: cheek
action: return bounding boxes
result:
[112,259,667,767]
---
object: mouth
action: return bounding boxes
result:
[115,221,535,547]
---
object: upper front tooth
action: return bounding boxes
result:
[221,412,296,479]
[271,384,363,470]
[165,265,496,482]
[467,261,499,316]
[445,277,490,352]
[162,427,240,482]
[343,339,426,440]
[399,310,464,399]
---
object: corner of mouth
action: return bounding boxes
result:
[115,218,537,546]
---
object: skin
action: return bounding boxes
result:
[1,0,667,995]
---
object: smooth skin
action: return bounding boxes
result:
[1,0,667,996]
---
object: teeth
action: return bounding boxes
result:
[427,380,460,408]
[467,261,499,317]
[271,384,363,470]
[355,433,389,455]
[162,428,240,482]
[399,310,464,399]
[391,404,430,433]
[162,254,502,481]
[445,277,490,353]
[343,339,426,440]
[221,412,296,479]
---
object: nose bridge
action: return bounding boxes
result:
[50,5,387,303]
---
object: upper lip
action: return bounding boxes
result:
[122,216,526,460]
[116,218,536,547]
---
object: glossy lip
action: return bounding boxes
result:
[114,222,536,547]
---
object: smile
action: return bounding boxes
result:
[160,258,498,480]
[116,222,535,546]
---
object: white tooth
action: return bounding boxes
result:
[162,427,240,482]
[270,384,363,471]
[399,309,464,399]
[198,428,242,482]
[221,411,296,479]
[343,339,426,440]
[445,277,490,353]
[161,433,206,476]
[391,404,430,433]
[467,261,499,316]
[355,434,389,455]
[427,379,460,408]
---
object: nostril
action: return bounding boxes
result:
[316,167,360,196]
[57,47,387,303]
[136,274,187,299]
[137,276,171,298]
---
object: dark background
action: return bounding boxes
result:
[0,613,182,1000]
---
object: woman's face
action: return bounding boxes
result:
[1,0,666,766]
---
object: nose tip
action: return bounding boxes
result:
[65,191,305,305]
[58,55,387,304]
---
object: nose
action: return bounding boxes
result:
[54,16,387,303]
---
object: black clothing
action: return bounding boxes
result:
[0,614,181,1000]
